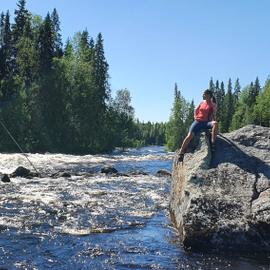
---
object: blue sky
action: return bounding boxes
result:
[1,0,269,122]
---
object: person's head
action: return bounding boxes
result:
[203,89,213,101]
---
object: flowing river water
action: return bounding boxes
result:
[0,146,269,269]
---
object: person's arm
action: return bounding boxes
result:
[194,103,201,119]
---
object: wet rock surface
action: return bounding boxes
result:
[170,125,270,254]
[1,174,10,183]
[156,169,172,177]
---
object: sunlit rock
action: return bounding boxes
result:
[170,125,270,254]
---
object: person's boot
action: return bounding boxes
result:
[177,153,185,163]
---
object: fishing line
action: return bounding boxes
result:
[0,118,40,175]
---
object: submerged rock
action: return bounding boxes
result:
[51,171,72,178]
[170,125,270,254]
[101,166,118,174]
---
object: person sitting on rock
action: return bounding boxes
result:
[178,89,218,163]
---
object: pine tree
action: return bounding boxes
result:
[12,0,29,44]
[51,8,63,57]
[231,78,241,126]
[78,30,91,62]
[209,77,215,92]
[214,79,220,100]
[166,83,187,151]
[16,17,38,88]
[253,79,270,127]
[233,78,241,103]
[37,13,54,73]
[254,77,261,99]
[94,33,110,102]
[222,78,234,132]
[215,80,225,127]
[0,11,14,100]
[231,86,252,130]
[34,13,55,149]
[92,32,110,151]
[186,100,195,128]
[215,80,219,90]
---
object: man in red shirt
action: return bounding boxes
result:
[178,89,218,163]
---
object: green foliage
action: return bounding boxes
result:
[253,79,270,127]
[230,86,251,130]
[0,1,166,153]
[134,121,166,147]
[222,78,234,132]
[166,83,192,151]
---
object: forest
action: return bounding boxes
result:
[0,0,165,153]
[0,0,269,154]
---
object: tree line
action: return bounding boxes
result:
[166,76,270,151]
[0,0,165,154]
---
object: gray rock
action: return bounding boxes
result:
[170,125,270,254]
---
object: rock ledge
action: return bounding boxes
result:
[170,125,270,254]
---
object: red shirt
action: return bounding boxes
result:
[195,101,214,121]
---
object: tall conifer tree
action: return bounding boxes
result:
[51,8,63,57]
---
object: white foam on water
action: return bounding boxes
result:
[0,151,171,235]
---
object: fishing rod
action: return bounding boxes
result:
[0,118,40,176]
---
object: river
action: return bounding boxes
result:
[0,146,269,269]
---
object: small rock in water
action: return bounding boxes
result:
[60,172,71,178]
[50,171,71,178]
[101,166,118,174]
[156,169,171,177]
[1,174,10,183]
[129,170,149,176]
[11,166,30,178]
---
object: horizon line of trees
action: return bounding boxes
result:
[166,76,270,151]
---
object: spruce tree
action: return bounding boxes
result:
[253,79,270,127]
[51,8,63,57]
[209,77,215,92]
[93,32,110,151]
[37,13,54,73]
[215,81,225,127]
[231,78,241,122]
[166,83,187,151]
[16,17,37,88]
[94,33,110,102]
[0,11,14,100]
[215,80,219,90]
[222,78,234,132]
[12,0,29,46]
[185,100,194,126]
[233,78,241,102]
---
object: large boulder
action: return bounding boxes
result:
[170,125,270,254]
